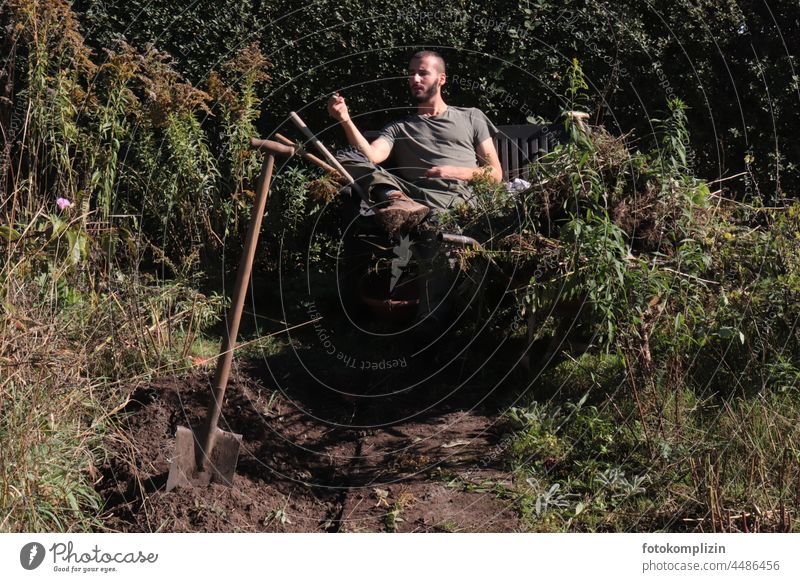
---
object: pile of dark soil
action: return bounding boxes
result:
[98,321,529,532]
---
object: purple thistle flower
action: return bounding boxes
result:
[56,198,72,210]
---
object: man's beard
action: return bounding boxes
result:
[412,82,439,103]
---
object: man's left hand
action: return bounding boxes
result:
[425,166,469,180]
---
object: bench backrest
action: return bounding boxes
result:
[495,124,557,181]
[364,123,557,181]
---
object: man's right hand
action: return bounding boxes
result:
[327,93,350,123]
[325,92,391,165]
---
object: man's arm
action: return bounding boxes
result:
[327,94,391,164]
[425,137,503,182]
[476,137,503,182]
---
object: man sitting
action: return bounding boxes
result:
[327,50,503,234]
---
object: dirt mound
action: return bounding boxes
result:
[98,358,523,532]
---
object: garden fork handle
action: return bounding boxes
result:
[289,111,356,185]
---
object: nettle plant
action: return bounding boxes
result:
[518,71,717,445]
[551,107,710,338]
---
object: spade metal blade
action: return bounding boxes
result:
[166,426,242,491]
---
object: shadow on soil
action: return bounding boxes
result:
[98,278,539,532]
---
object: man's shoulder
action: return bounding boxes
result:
[448,106,488,117]
[382,106,487,125]
[446,106,494,129]
[448,106,479,113]
[378,113,417,133]
[377,106,492,138]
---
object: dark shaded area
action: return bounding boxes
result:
[97,245,546,531]
[97,310,534,531]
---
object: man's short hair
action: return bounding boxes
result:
[410,51,446,74]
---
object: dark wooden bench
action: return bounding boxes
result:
[494,124,557,180]
[349,124,575,367]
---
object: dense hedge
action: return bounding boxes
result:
[73,0,799,199]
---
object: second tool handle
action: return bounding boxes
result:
[289,111,355,185]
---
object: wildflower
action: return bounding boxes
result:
[56,198,72,210]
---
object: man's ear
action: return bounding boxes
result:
[439,72,446,88]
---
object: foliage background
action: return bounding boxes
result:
[73,0,799,201]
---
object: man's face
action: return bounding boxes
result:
[408,57,444,102]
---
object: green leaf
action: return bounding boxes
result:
[716,327,733,339]
[0,225,21,241]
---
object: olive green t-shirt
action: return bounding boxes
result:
[376,106,499,187]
